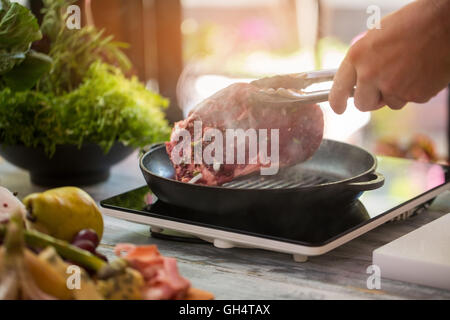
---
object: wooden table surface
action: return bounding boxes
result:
[1,152,450,300]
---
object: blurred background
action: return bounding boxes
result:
[23,0,449,162]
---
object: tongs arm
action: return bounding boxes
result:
[251,69,354,104]
[251,69,337,90]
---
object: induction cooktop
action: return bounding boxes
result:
[100,156,450,262]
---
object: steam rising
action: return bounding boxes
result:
[170,70,325,184]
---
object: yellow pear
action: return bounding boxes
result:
[23,187,103,242]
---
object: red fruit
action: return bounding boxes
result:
[72,229,100,247]
[72,239,96,253]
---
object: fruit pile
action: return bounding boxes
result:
[72,229,107,262]
[0,186,213,300]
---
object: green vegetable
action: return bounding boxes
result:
[0,0,170,155]
[2,50,52,91]
[25,229,107,272]
[0,0,42,74]
[38,0,131,94]
[0,62,170,156]
[0,0,51,90]
[0,222,107,272]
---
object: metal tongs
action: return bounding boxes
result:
[251,69,354,104]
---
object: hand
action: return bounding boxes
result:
[329,0,450,114]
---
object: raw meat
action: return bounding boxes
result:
[166,82,324,185]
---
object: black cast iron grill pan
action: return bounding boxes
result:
[140,139,384,215]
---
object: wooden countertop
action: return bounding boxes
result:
[1,152,449,299]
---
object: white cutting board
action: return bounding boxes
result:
[373,213,450,290]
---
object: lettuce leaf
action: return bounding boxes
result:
[0,0,42,74]
[2,50,52,91]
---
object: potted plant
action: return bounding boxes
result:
[0,0,171,186]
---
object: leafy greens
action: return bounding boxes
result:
[38,0,131,94]
[0,0,171,156]
[0,0,51,90]
[0,62,170,156]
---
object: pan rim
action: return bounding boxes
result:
[139,139,378,191]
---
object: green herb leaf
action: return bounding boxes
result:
[0,0,42,74]
[38,0,131,94]
[2,50,52,91]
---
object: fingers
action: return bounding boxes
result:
[354,79,382,111]
[381,94,407,110]
[329,57,357,114]
[331,67,406,113]
[330,45,408,113]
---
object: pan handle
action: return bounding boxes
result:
[345,172,385,191]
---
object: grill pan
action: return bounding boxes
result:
[140,139,384,215]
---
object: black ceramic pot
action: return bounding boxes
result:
[0,142,135,186]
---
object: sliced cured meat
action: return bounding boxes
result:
[115,244,190,300]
